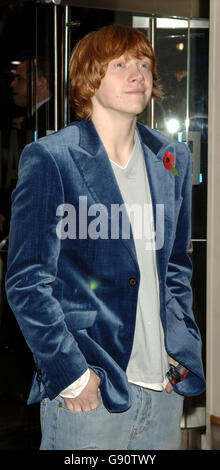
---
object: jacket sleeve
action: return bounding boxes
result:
[5,141,89,400]
[165,144,205,395]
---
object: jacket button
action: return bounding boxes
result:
[36,369,42,382]
[129,278,137,286]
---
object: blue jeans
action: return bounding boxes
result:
[40,384,184,450]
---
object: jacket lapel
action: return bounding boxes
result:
[75,120,124,209]
[72,120,138,269]
[137,123,177,279]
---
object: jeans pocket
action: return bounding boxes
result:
[54,392,107,450]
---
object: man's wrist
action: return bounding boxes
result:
[60,369,90,398]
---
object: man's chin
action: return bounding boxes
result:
[12,96,25,108]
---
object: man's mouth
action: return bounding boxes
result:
[125,89,145,94]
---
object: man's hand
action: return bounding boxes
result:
[64,369,101,412]
[165,381,173,394]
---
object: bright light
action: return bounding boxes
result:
[185,117,190,129]
[11,61,21,65]
[166,118,180,134]
[176,43,184,51]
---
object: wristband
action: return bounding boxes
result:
[167,363,189,385]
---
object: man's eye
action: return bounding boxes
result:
[141,63,150,69]
[115,63,125,68]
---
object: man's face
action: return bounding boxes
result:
[11,61,29,108]
[91,54,153,119]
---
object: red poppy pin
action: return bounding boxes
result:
[163,151,179,176]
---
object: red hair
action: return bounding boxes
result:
[69,24,162,121]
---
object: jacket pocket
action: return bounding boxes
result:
[166,296,185,320]
[64,310,98,332]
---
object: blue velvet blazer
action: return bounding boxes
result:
[5,120,205,411]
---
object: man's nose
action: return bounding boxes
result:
[129,64,144,81]
[10,78,16,88]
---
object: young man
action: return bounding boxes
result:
[11,57,53,138]
[5,25,205,450]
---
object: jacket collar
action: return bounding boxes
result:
[76,119,165,156]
